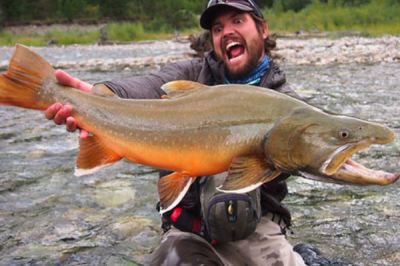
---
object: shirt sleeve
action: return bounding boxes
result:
[97,59,203,99]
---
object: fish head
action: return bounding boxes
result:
[264,107,399,186]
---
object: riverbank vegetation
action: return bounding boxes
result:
[0,0,399,46]
[266,0,400,36]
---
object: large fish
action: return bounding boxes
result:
[0,44,399,213]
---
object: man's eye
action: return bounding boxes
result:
[213,27,222,33]
[234,19,243,24]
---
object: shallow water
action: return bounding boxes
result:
[0,45,399,265]
[284,64,400,265]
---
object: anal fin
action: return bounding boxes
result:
[75,135,122,176]
[158,172,196,214]
[218,156,281,193]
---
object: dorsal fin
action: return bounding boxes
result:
[91,84,118,98]
[161,80,210,98]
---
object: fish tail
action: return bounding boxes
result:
[0,44,57,110]
[158,172,196,214]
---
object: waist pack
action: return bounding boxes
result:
[200,173,262,243]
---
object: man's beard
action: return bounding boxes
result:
[225,37,265,80]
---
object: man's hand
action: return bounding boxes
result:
[45,70,92,138]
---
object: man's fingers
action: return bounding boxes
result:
[45,103,63,120]
[52,70,92,137]
[53,105,72,125]
[66,117,90,138]
[79,130,89,139]
[65,117,77,132]
[55,69,93,93]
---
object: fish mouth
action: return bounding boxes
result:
[225,41,245,62]
[321,139,399,185]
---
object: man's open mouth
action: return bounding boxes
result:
[226,42,245,62]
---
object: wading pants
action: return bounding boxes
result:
[150,215,306,266]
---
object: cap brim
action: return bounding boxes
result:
[200,3,254,30]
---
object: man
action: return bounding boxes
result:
[45,1,331,265]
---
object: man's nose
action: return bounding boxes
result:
[222,25,235,36]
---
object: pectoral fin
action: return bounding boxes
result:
[75,135,122,176]
[218,156,281,193]
[158,172,196,214]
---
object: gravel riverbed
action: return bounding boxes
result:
[0,35,399,71]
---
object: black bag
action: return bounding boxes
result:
[200,173,262,243]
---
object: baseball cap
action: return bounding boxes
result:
[200,0,264,30]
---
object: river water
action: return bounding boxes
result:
[0,43,399,266]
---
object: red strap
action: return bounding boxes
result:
[192,218,201,233]
[170,207,183,222]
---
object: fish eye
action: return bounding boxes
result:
[339,128,351,139]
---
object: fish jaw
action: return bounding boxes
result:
[331,159,400,186]
[319,138,399,186]
[264,107,399,186]
[321,138,373,176]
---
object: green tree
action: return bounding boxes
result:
[256,0,275,9]
[33,0,59,20]
[282,0,312,11]
[62,0,87,21]
[273,0,284,13]
[99,0,129,19]
[0,0,32,21]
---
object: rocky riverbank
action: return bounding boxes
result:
[272,35,400,66]
[0,35,399,71]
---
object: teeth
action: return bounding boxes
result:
[226,42,240,50]
[226,42,243,61]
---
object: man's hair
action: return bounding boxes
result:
[250,13,276,58]
[250,12,267,35]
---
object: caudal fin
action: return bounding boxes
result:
[0,44,56,110]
